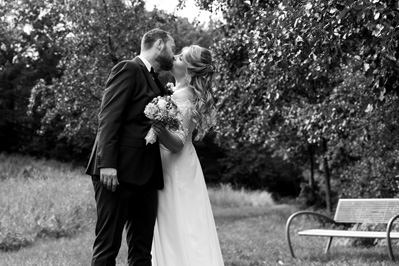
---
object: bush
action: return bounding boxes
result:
[216,141,302,198]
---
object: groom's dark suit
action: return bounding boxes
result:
[86,57,165,266]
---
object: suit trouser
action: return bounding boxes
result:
[91,176,158,266]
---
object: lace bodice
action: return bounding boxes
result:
[171,91,195,146]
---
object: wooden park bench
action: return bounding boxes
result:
[285,199,399,261]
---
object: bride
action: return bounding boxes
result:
[151,45,225,266]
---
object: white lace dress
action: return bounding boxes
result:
[151,93,225,266]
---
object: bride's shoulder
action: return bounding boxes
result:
[172,87,195,103]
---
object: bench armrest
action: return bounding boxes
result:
[286,211,335,258]
[387,213,399,233]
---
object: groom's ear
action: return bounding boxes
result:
[156,39,164,51]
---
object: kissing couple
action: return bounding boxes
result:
[86,28,225,266]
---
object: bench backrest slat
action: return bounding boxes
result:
[334,199,399,224]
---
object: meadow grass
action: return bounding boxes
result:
[208,183,275,208]
[0,154,95,251]
[2,203,398,266]
[1,154,399,265]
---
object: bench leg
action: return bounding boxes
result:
[325,237,333,254]
[387,234,395,261]
[286,225,296,258]
[285,211,336,259]
[387,240,395,261]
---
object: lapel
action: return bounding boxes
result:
[133,57,163,95]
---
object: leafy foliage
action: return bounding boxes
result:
[0,0,220,161]
[0,0,65,153]
[4,0,399,200]
[190,0,399,202]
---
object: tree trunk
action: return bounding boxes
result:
[322,138,332,214]
[308,144,316,198]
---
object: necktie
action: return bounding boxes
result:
[150,67,159,78]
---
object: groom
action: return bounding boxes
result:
[86,28,175,266]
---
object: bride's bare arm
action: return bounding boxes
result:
[154,123,184,153]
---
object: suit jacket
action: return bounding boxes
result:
[85,57,165,189]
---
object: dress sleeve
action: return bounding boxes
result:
[172,99,194,146]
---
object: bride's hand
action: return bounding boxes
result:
[152,122,166,136]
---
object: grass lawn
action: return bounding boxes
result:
[1,154,399,265]
[1,204,399,266]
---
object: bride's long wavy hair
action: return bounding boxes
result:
[182,45,216,140]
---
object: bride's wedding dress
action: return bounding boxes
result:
[151,90,225,266]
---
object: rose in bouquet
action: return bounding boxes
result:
[164,82,175,96]
[144,95,182,145]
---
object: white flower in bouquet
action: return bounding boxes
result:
[157,98,167,109]
[144,103,158,120]
[169,108,177,117]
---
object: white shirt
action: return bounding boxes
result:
[138,55,152,73]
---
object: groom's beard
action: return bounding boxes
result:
[156,49,174,71]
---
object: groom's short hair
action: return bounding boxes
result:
[141,28,172,51]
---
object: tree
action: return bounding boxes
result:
[27,0,221,161]
[0,0,66,153]
[186,0,399,208]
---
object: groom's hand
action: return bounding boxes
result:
[100,168,119,192]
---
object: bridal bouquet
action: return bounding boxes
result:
[144,95,182,145]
